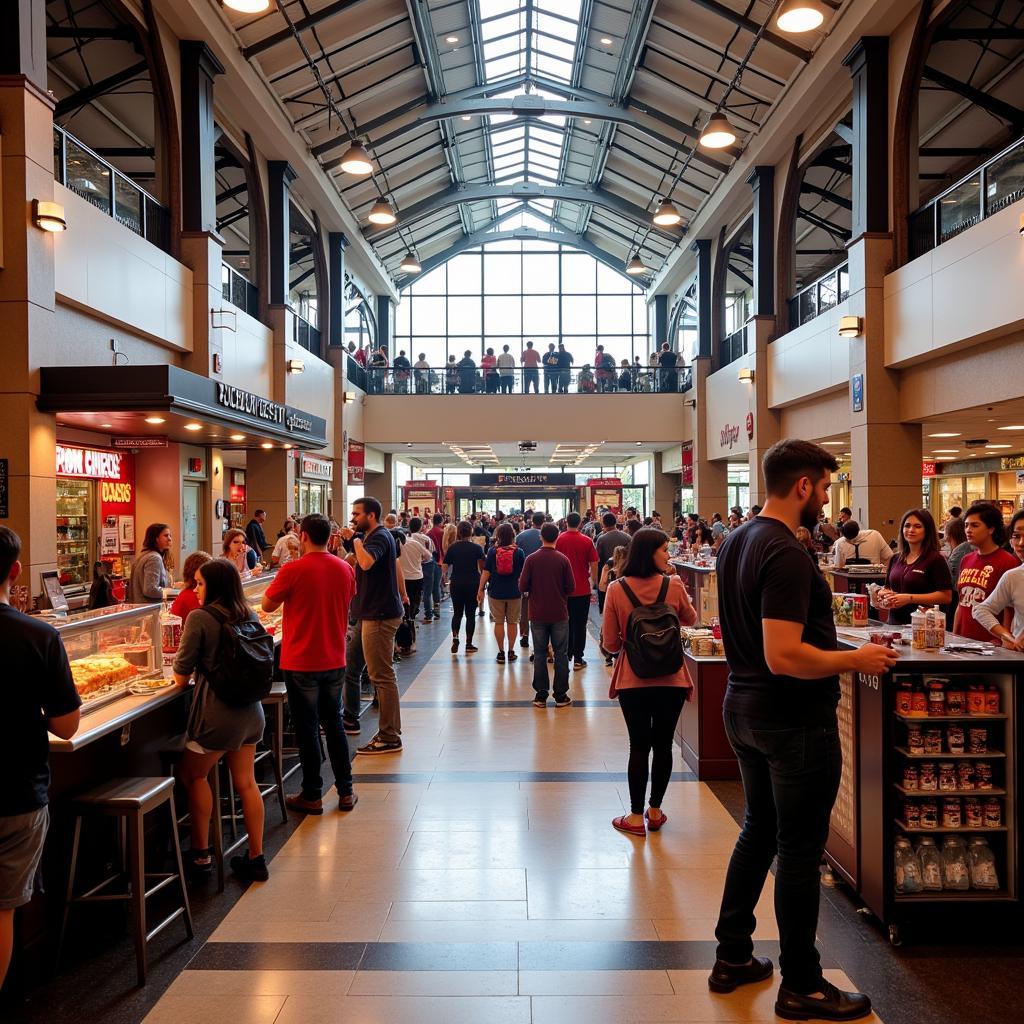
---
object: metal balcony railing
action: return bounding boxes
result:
[909,134,1024,260]
[787,262,850,330]
[292,312,322,358]
[719,327,748,368]
[221,263,259,318]
[53,124,170,253]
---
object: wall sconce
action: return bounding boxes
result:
[343,391,356,404]
[1019,212,1024,237]
[839,315,863,339]
[737,366,754,383]
[286,359,305,374]
[34,200,67,232]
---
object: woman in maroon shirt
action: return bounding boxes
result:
[879,508,952,625]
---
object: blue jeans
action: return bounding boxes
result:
[422,560,436,618]
[283,668,352,801]
[714,711,842,993]
[530,620,569,699]
[431,558,443,608]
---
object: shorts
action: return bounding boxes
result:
[488,596,522,625]
[0,806,49,909]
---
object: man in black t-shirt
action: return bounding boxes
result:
[0,527,81,987]
[556,343,573,393]
[709,440,897,1022]
[340,497,407,755]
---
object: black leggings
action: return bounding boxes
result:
[450,583,478,641]
[618,686,687,814]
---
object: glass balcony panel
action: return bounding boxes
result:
[938,179,981,243]
[65,138,111,214]
[984,140,1024,215]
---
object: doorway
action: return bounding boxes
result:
[182,481,203,565]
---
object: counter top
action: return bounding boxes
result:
[684,649,728,664]
[835,627,1024,670]
[830,568,887,579]
[50,684,185,752]
[671,560,716,574]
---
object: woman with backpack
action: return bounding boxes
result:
[601,528,697,837]
[172,558,270,882]
[477,521,526,663]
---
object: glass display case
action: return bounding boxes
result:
[55,603,163,712]
[242,571,283,640]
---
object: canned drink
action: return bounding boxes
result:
[968,728,987,755]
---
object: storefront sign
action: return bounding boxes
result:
[474,472,561,486]
[229,483,247,504]
[746,412,754,440]
[0,459,7,518]
[216,383,286,426]
[586,478,622,487]
[111,436,168,449]
[720,424,741,450]
[56,444,124,480]
[681,441,693,486]
[851,373,864,413]
[922,460,938,477]
[348,440,365,484]
[300,453,333,480]
[1001,455,1024,471]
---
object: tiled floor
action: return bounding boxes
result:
[134,616,882,1024]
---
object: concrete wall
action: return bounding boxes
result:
[703,355,754,461]
[767,297,852,408]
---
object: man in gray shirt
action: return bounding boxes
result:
[595,512,630,613]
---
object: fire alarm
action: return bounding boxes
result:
[745,412,754,439]
[188,457,202,473]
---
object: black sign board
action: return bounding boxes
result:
[0,458,7,518]
[471,472,570,486]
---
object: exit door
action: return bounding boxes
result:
[182,481,203,564]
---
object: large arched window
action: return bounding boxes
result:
[394,241,648,369]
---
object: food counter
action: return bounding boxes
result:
[678,650,738,780]
[825,628,1024,944]
[670,559,718,623]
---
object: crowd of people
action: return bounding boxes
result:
[345,339,692,394]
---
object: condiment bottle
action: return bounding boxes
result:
[926,679,946,716]
[896,680,914,716]
[985,685,1001,715]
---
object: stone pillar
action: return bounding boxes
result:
[364,452,394,513]
[267,161,296,307]
[843,37,889,239]
[746,317,782,507]
[0,20,59,592]
[748,166,775,317]
[179,41,224,235]
[376,295,394,357]
[692,240,713,358]
[327,231,349,349]
[653,451,677,518]
[691,357,729,517]
[245,449,295,540]
[847,235,920,534]
[650,294,668,349]
[180,232,225,379]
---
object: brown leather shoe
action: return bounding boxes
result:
[286,793,323,815]
[338,793,359,812]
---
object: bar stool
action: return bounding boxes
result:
[259,681,291,818]
[59,777,194,986]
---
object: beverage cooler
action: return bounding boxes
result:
[825,641,1024,945]
[56,477,94,600]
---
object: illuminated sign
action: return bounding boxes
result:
[56,445,123,480]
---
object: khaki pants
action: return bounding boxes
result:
[347,617,402,743]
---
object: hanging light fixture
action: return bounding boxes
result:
[652,198,682,227]
[223,0,271,12]
[776,0,825,33]
[368,196,397,225]
[400,251,422,274]
[625,252,647,275]
[699,113,737,150]
[339,140,373,176]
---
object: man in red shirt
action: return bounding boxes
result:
[426,512,445,620]
[263,513,358,814]
[521,340,541,394]
[555,511,599,669]
[954,501,1019,641]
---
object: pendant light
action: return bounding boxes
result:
[776,0,825,33]
[652,198,682,227]
[699,113,737,150]
[625,252,647,275]
[400,251,421,274]
[368,196,397,226]
[339,141,373,176]
[223,0,271,12]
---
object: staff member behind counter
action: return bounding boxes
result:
[877,508,952,626]
[128,523,174,603]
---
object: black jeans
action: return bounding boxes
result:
[284,668,352,801]
[524,368,539,393]
[450,583,478,641]
[714,711,842,994]
[617,686,686,814]
[566,594,591,661]
[405,578,424,622]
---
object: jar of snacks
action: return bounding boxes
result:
[941,835,970,890]
[924,727,943,754]
[920,799,939,829]
[967,684,986,715]
[975,762,993,790]
[983,798,1002,828]
[942,798,962,828]
[938,763,957,791]
[947,724,965,754]
[896,680,914,716]
[964,797,983,827]
[904,802,921,829]
[957,762,975,790]
[945,685,966,716]
[968,727,988,754]
[903,766,920,791]
[916,836,942,891]
[907,725,925,755]
[919,763,937,791]
[926,679,947,716]
[985,685,1001,715]
[967,837,1000,890]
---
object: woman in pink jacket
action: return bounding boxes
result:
[602,528,697,836]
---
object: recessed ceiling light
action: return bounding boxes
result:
[986,444,1011,449]
[461,115,472,121]
[600,36,613,45]
[931,449,959,454]
[998,425,1024,430]
[230,433,246,442]
[582,118,592,125]
[144,416,165,424]
[822,441,844,446]
[446,35,459,44]
[223,0,270,12]
[100,423,112,429]
[927,432,960,438]
[261,442,273,449]
[184,423,202,431]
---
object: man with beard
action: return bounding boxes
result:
[708,439,898,1022]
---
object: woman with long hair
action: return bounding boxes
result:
[171,551,212,623]
[879,508,952,625]
[477,521,526,663]
[441,522,458,556]
[601,528,697,837]
[443,520,484,655]
[952,502,1018,641]
[172,558,268,881]
[129,523,173,603]
[222,528,263,577]
[598,544,630,666]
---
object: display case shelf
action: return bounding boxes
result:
[895,713,1007,723]
[895,819,1007,834]
[895,890,1013,902]
[895,747,1005,759]
[894,784,1006,797]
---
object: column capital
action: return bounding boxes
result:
[268,160,299,187]
[842,35,889,75]
[745,165,775,190]
[180,40,225,80]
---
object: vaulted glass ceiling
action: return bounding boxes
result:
[479,0,582,86]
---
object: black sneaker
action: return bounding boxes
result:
[357,737,403,755]
[507,650,518,662]
[554,696,573,708]
[342,716,360,735]
[451,637,459,654]
[573,659,586,670]
[707,956,774,993]
[465,643,479,653]
[775,981,871,1022]
[496,651,505,663]
[230,853,269,882]
[519,636,530,648]
[532,698,547,708]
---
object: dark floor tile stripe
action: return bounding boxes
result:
[188,942,367,971]
[351,770,696,783]
[360,942,519,971]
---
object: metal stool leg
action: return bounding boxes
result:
[56,815,83,972]
[209,765,225,893]
[271,703,287,822]
[166,791,194,939]
[127,810,147,986]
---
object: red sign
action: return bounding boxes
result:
[56,444,125,480]
[229,484,247,503]
[746,412,754,439]
[922,460,938,477]
[585,478,622,487]
[56,443,136,542]
[681,441,693,486]
[348,439,365,485]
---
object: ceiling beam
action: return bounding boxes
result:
[54,60,149,118]
[800,182,852,210]
[47,26,136,40]
[364,182,682,243]
[687,0,812,62]
[797,206,851,238]
[922,65,1024,127]
[319,95,733,174]
[933,27,1024,41]
[217,182,249,204]
[241,0,368,59]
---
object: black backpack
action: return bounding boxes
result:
[203,606,275,706]
[618,577,684,679]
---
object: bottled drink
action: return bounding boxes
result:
[894,836,924,893]
[915,837,942,891]
[941,835,970,890]
[967,837,999,890]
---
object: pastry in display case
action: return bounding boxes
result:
[55,604,163,711]
[241,571,283,639]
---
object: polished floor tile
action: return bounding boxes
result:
[273,994,532,1024]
